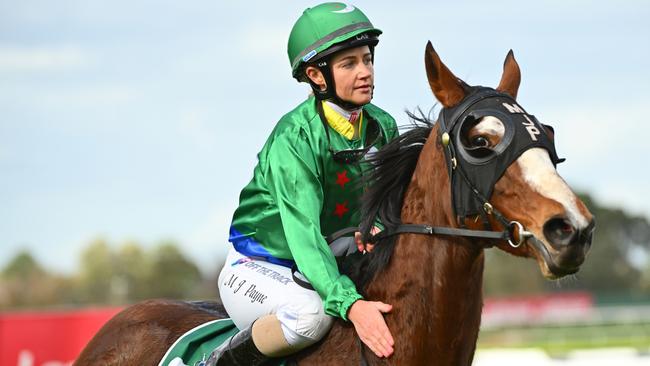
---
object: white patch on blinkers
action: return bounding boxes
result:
[474,116,505,138]
[517,148,589,229]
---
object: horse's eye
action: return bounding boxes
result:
[470,136,489,148]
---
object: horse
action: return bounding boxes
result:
[74,42,594,366]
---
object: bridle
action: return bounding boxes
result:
[348,87,566,364]
[430,86,563,247]
[330,87,564,250]
[300,87,568,365]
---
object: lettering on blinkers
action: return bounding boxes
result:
[437,87,565,221]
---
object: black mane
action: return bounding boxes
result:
[342,111,435,292]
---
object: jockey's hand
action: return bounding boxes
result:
[355,226,381,253]
[348,300,394,358]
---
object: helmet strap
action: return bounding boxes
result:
[307,59,336,101]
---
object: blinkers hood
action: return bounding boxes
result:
[437,87,564,219]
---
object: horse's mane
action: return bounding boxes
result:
[342,110,436,292]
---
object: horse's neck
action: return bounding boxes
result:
[368,127,485,365]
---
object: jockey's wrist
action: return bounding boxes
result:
[341,295,364,322]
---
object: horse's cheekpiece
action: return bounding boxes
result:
[437,87,565,219]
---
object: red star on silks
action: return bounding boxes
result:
[333,201,349,218]
[335,170,350,189]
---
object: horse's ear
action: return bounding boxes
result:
[496,50,521,99]
[425,41,466,108]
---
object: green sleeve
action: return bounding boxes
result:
[264,130,362,320]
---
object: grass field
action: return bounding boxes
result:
[473,347,650,366]
[477,321,650,356]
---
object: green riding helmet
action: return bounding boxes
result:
[288,2,382,81]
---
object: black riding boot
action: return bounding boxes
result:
[205,324,269,366]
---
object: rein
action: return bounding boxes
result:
[325,201,533,251]
[315,188,533,366]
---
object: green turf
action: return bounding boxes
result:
[477,322,650,356]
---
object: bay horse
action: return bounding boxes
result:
[74,43,594,366]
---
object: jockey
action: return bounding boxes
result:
[209,3,398,365]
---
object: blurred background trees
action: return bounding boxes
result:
[1,193,649,310]
[0,238,216,310]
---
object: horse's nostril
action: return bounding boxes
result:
[543,217,576,248]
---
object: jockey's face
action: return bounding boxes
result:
[330,45,374,106]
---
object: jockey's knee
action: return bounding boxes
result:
[275,298,334,348]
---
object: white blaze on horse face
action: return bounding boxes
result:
[517,148,590,229]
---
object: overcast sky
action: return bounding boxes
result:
[1,1,648,275]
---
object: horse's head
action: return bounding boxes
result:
[424,42,594,279]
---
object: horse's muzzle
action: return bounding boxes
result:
[543,217,595,271]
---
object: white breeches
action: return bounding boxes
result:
[218,248,334,348]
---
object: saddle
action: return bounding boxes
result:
[159,318,292,366]
[161,236,359,366]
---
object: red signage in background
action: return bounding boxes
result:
[0,293,595,365]
[0,307,122,366]
[482,291,594,328]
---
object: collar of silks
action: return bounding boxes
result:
[322,101,364,140]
